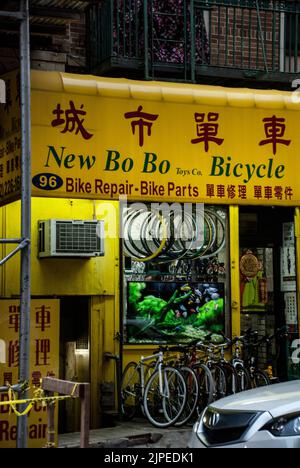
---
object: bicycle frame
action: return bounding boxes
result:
[140,351,166,399]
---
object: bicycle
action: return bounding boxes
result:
[196,341,228,401]
[244,339,271,387]
[158,342,201,427]
[120,350,187,428]
[228,329,269,389]
[244,326,288,387]
[212,338,239,395]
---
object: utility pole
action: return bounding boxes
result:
[17,0,31,449]
[0,0,31,449]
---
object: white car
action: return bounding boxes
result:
[188,380,300,448]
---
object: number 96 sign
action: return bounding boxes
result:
[32,173,63,191]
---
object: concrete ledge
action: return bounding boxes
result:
[59,432,163,449]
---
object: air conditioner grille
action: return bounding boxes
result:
[56,221,100,254]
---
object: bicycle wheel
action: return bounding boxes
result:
[120,362,140,420]
[143,366,187,428]
[221,363,239,395]
[210,364,227,401]
[193,363,214,413]
[234,363,252,392]
[175,366,199,427]
[253,370,270,387]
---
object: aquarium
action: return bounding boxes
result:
[125,281,225,344]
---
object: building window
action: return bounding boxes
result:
[281,10,300,73]
[122,203,229,345]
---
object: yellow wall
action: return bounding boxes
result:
[229,206,241,337]
[1,197,119,297]
[0,197,120,429]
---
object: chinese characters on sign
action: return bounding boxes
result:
[36,305,51,332]
[51,101,93,140]
[190,113,291,155]
[259,116,291,155]
[124,106,159,147]
[49,98,293,158]
[206,184,294,201]
[191,112,224,152]
[0,70,21,206]
[0,299,59,448]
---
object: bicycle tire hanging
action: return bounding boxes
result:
[122,204,226,263]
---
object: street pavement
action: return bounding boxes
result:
[58,418,192,449]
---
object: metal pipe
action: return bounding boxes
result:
[256,0,269,73]
[0,239,29,266]
[0,383,25,394]
[0,239,23,244]
[17,0,31,449]
[0,11,25,19]
[190,0,195,82]
[144,0,149,80]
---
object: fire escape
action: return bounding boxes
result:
[87,0,300,89]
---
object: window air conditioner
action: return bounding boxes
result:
[38,219,104,258]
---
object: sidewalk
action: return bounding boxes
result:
[58,418,192,449]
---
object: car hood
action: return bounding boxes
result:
[210,380,300,418]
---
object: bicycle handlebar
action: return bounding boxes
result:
[196,342,229,352]
[155,326,288,355]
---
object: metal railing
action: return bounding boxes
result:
[86,0,300,83]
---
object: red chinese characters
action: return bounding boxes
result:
[35,339,50,366]
[8,305,20,333]
[34,304,51,366]
[3,372,13,386]
[4,79,12,115]
[31,371,42,387]
[191,112,224,152]
[206,184,294,201]
[259,115,291,155]
[124,105,159,147]
[51,101,93,140]
[8,340,19,368]
[35,305,51,332]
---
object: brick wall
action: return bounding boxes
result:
[31,14,86,73]
[209,5,281,72]
[67,16,86,72]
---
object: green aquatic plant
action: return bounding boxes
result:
[127,282,224,342]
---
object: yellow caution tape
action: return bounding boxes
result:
[45,442,56,448]
[10,402,35,417]
[0,394,78,417]
[0,381,80,417]
[33,386,47,407]
[70,383,78,397]
[0,395,77,406]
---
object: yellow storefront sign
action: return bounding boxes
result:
[29,71,300,206]
[0,70,21,206]
[1,70,300,206]
[0,299,59,448]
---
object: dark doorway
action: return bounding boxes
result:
[239,206,298,382]
[59,297,90,433]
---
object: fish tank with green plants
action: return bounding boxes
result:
[124,281,225,344]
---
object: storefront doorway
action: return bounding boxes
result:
[58,297,90,433]
[239,207,299,381]
[121,202,300,383]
